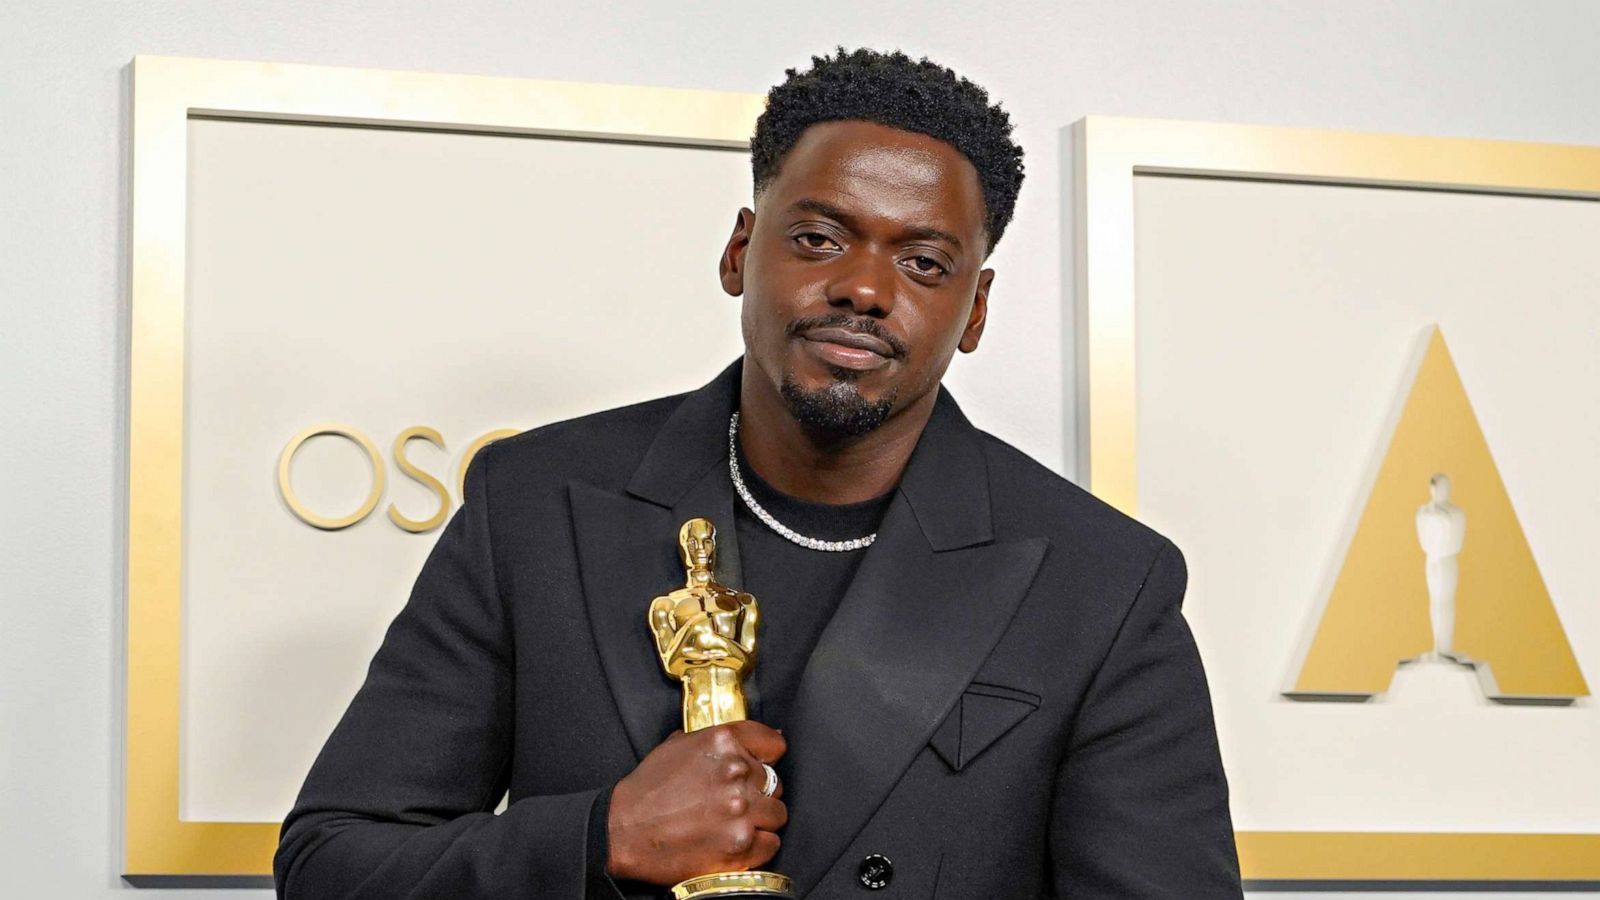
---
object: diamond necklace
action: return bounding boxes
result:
[727,412,877,552]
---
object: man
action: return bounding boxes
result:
[275,48,1242,899]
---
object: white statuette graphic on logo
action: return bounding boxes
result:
[1414,473,1466,663]
[1286,327,1587,703]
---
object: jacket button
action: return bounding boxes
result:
[857,854,893,890]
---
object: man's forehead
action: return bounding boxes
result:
[758,121,986,238]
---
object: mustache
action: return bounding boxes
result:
[786,313,909,359]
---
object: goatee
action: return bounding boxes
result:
[779,371,896,439]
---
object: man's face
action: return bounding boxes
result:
[720,120,993,439]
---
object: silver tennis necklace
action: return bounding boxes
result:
[728,412,877,552]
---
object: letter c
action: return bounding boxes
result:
[456,428,519,504]
[277,423,386,530]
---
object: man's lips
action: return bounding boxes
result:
[797,326,896,372]
[799,326,896,358]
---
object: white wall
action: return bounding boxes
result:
[3,1,1598,896]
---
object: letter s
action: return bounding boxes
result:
[387,426,450,533]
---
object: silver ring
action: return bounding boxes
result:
[759,763,779,797]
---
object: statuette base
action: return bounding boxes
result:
[670,869,794,899]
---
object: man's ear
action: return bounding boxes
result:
[719,208,755,297]
[958,268,994,353]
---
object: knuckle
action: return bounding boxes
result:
[726,792,748,816]
[710,727,740,755]
[725,823,755,856]
[723,758,750,780]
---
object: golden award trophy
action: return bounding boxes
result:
[648,518,795,900]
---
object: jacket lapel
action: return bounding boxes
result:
[769,391,1049,896]
[570,480,682,760]
[571,361,745,760]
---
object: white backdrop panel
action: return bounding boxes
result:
[1133,173,1600,832]
[182,118,749,822]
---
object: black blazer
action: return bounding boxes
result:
[275,358,1242,899]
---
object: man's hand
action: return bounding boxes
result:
[606,721,788,885]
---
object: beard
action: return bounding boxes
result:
[779,369,897,440]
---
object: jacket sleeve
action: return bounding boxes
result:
[273,444,625,899]
[1047,539,1244,899]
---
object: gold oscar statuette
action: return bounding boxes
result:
[648,518,794,899]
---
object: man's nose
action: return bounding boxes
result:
[825,251,896,318]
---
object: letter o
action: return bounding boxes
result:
[277,423,386,530]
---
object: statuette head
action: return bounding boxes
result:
[678,517,717,575]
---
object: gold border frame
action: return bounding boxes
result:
[1072,115,1600,881]
[126,54,763,876]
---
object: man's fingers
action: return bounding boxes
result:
[742,829,781,869]
[723,720,786,763]
[748,793,788,832]
[741,756,783,802]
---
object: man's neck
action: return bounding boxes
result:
[736,364,938,504]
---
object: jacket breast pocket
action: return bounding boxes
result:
[927,681,1041,771]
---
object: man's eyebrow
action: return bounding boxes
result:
[786,198,964,252]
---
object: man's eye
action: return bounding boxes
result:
[907,255,947,276]
[795,232,837,251]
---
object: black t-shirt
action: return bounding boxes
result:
[731,435,894,735]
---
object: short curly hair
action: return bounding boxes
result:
[751,47,1026,253]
